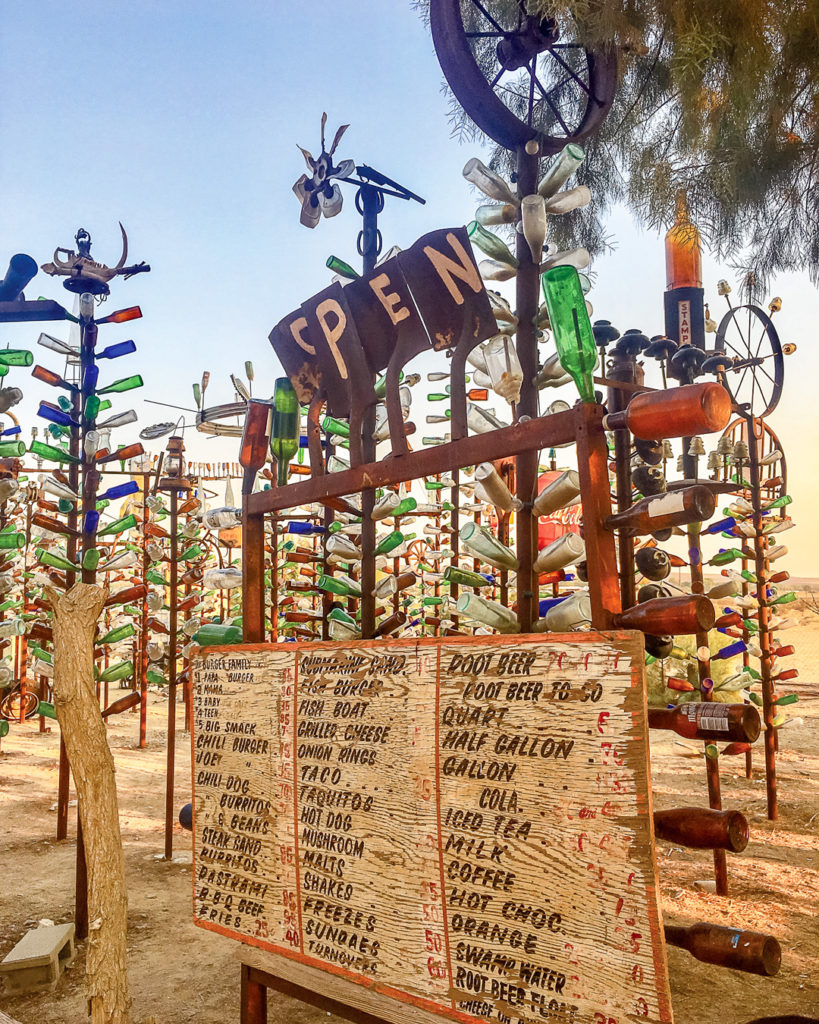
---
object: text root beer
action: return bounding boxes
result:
[190,634,672,1024]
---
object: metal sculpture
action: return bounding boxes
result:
[40,225,150,296]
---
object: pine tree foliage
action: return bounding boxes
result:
[415,0,819,285]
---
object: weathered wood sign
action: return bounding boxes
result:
[191,634,672,1024]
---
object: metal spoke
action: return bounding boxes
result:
[465,30,506,37]
[527,57,536,127]
[489,64,507,89]
[468,0,507,35]
[546,48,592,96]
[532,72,572,134]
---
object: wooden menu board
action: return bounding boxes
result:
[191,633,672,1024]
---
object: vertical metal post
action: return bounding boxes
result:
[747,414,777,819]
[242,497,265,644]
[139,474,149,748]
[514,146,541,632]
[358,183,380,639]
[164,488,178,859]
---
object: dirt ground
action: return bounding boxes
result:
[1,627,817,1024]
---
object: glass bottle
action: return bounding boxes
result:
[202,567,243,590]
[663,923,779,977]
[665,191,702,290]
[456,592,520,634]
[654,806,750,852]
[97,374,144,395]
[483,335,523,404]
[30,440,78,463]
[0,532,25,549]
[603,382,730,441]
[35,548,78,572]
[97,514,138,537]
[533,533,585,574]
[521,194,547,263]
[532,470,581,517]
[99,660,134,682]
[374,531,404,557]
[326,256,360,280]
[647,703,760,742]
[605,485,716,536]
[537,143,584,199]
[475,203,518,226]
[543,184,591,215]
[194,623,242,646]
[271,378,300,487]
[462,158,519,205]
[99,623,136,645]
[467,404,507,435]
[474,462,519,512]
[541,265,597,403]
[443,565,492,589]
[613,594,714,635]
[467,221,518,269]
[459,521,518,571]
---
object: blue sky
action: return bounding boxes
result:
[2,2,817,573]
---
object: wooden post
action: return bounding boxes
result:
[45,581,130,1024]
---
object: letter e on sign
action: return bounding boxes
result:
[369,274,411,326]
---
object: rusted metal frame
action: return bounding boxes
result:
[513,145,540,632]
[139,475,150,748]
[574,403,621,629]
[240,963,267,1024]
[688,519,728,895]
[747,414,777,820]
[164,489,179,860]
[247,408,576,517]
[243,404,618,641]
[243,494,267,643]
[607,351,643,610]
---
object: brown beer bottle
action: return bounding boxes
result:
[648,703,761,743]
[634,546,671,581]
[653,807,749,852]
[146,616,170,635]
[613,594,715,635]
[101,692,142,719]
[104,584,148,608]
[180,565,205,585]
[605,485,716,536]
[27,621,54,643]
[664,922,781,976]
[374,611,407,638]
[32,512,78,537]
[603,382,731,440]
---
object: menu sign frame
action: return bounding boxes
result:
[191,632,672,1024]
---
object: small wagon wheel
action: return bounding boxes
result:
[430,0,618,153]
[713,305,784,420]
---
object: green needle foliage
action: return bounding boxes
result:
[416,0,819,287]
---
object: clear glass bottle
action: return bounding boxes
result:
[459,521,518,571]
[456,592,520,634]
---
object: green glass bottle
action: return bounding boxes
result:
[392,497,417,517]
[443,565,491,588]
[0,532,25,549]
[97,514,138,537]
[321,416,350,438]
[97,374,144,395]
[147,669,166,685]
[374,531,404,556]
[99,623,136,645]
[146,569,169,586]
[0,349,33,367]
[467,221,518,269]
[427,392,451,402]
[326,255,360,280]
[541,265,597,403]
[327,607,356,627]
[193,623,242,646]
[770,591,796,606]
[316,574,362,598]
[271,378,299,487]
[179,544,202,562]
[37,700,58,720]
[763,495,792,511]
[82,547,100,571]
[707,548,744,567]
[30,440,80,464]
[35,548,78,572]
[99,660,134,682]
[0,440,25,458]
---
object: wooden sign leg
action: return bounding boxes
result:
[240,964,267,1024]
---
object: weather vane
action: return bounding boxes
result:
[40,223,150,297]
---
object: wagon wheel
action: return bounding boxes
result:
[0,688,38,721]
[722,418,788,505]
[430,0,618,153]
[713,305,784,420]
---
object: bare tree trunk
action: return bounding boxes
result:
[45,582,130,1024]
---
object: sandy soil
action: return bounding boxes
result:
[1,626,817,1024]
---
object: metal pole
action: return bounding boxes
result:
[358,183,379,639]
[164,487,178,859]
[513,145,540,632]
